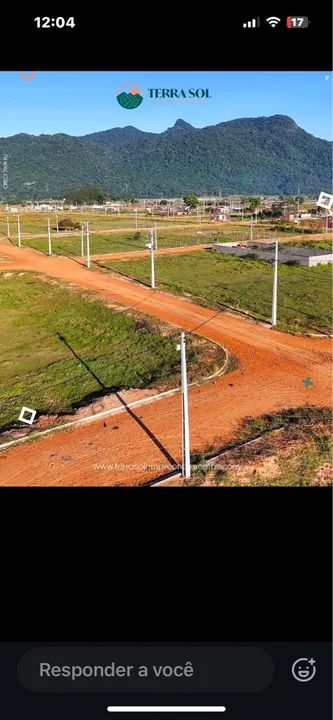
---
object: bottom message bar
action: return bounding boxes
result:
[107,708,227,714]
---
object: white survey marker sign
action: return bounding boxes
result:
[18,406,37,425]
[317,191,333,210]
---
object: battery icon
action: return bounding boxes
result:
[286,16,309,28]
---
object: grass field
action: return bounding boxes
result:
[1,211,329,256]
[0,271,224,431]
[0,211,212,236]
[102,250,332,334]
[16,227,219,257]
[7,226,329,259]
[189,407,332,487]
[290,239,332,251]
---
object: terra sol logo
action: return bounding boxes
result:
[116,82,144,109]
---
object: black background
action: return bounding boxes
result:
[0,4,332,649]
[0,6,332,70]
[1,489,331,640]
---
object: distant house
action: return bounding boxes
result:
[175,205,190,215]
[285,212,312,222]
[211,206,230,222]
[105,202,121,212]
[38,204,54,211]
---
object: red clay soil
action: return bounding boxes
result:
[0,241,331,486]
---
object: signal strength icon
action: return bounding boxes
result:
[242,17,260,28]
[266,16,281,27]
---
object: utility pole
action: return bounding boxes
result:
[154,223,157,249]
[146,230,155,289]
[17,215,21,247]
[47,217,52,255]
[6,216,10,239]
[86,221,90,268]
[81,223,85,257]
[272,240,278,326]
[250,216,253,244]
[177,332,191,479]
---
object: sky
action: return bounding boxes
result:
[0,71,331,140]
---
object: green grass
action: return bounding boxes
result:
[289,239,332,251]
[0,211,213,238]
[104,250,332,334]
[17,226,233,256]
[0,271,224,431]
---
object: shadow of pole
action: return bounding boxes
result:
[57,333,179,469]
[57,333,106,390]
[114,391,179,469]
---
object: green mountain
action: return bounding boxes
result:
[0,115,331,199]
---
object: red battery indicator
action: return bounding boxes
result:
[287,16,309,28]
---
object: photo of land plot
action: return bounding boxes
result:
[0,71,332,486]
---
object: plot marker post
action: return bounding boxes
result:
[146,229,155,289]
[177,332,191,479]
[17,215,21,247]
[271,239,279,326]
[86,221,90,268]
[81,223,85,257]
[47,217,52,255]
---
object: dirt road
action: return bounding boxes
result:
[89,244,211,262]
[0,241,331,486]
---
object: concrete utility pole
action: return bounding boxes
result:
[154,223,157,249]
[146,230,155,289]
[47,217,52,255]
[177,332,191,479]
[81,223,85,257]
[6,216,10,239]
[272,240,279,326]
[86,221,90,268]
[250,216,253,243]
[17,215,21,247]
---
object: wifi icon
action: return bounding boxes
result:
[266,16,281,27]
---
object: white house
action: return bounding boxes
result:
[211,206,230,222]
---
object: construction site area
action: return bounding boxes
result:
[0,204,331,487]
